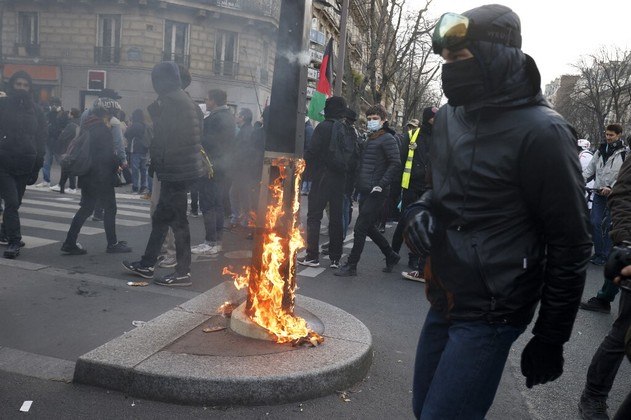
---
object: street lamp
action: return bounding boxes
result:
[314,0,350,96]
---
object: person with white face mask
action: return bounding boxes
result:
[335,104,402,277]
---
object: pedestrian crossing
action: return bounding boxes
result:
[6,192,152,250]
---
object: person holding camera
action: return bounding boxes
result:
[578,154,631,420]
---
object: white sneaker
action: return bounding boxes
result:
[158,255,177,268]
[402,270,425,282]
[191,243,213,254]
[66,188,77,194]
[213,243,222,252]
[35,182,50,188]
[50,184,61,192]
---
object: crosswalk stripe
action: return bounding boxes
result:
[19,218,103,235]
[21,199,150,218]
[20,235,58,249]
[297,267,326,277]
[19,206,148,226]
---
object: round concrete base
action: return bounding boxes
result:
[73,281,373,406]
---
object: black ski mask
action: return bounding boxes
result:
[441,57,486,107]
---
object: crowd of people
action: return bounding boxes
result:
[0,2,630,419]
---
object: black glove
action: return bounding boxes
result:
[520,336,564,388]
[403,191,434,256]
[26,170,40,186]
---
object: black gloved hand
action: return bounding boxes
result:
[404,208,434,256]
[26,170,39,186]
[520,336,564,388]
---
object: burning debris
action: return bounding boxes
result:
[223,158,323,345]
[217,301,238,317]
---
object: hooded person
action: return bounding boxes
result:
[298,96,353,269]
[403,4,591,419]
[123,62,208,287]
[0,70,47,258]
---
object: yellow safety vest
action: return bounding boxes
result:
[401,128,420,189]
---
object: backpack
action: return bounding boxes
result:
[327,119,359,174]
[60,129,92,176]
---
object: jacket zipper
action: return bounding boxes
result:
[472,242,497,311]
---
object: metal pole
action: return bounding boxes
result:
[334,0,350,96]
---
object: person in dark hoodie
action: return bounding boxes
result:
[298,96,351,269]
[391,106,437,281]
[335,103,402,276]
[61,98,132,255]
[124,109,151,195]
[0,70,47,258]
[402,5,591,419]
[229,107,255,228]
[123,62,208,287]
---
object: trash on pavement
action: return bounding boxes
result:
[19,401,33,412]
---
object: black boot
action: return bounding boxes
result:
[334,262,357,277]
[383,251,401,273]
[3,242,21,259]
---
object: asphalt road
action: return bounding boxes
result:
[0,183,629,419]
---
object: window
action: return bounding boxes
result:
[95,15,121,64]
[214,30,238,77]
[163,20,190,67]
[16,12,39,56]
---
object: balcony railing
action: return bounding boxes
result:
[162,51,191,67]
[14,43,40,57]
[201,0,281,18]
[94,46,121,64]
[213,60,239,78]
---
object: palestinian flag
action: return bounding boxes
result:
[307,38,334,122]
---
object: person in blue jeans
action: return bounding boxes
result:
[404,5,592,419]
[124,109,151,194]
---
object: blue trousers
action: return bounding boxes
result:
[590,194,612,260]
[413,308,524,419]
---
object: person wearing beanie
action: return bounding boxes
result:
[123,61,208,287]
[403,4,591,419]
[0,70,47,258]
[299,96,357,269]
[392,106,437,282]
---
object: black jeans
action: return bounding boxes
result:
[348,190,393,265]
[0,171,29,245]
[141,180,191,275]
[199,175,226,243]
[58,169,76,191]
[189,179,200,213]
[65,184,118,246]
[306,173,344,261]
[583,290,631,401]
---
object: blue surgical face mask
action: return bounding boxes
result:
[367,119,382,132]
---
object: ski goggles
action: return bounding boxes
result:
[432,12,522,54]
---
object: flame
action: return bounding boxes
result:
[223,159,322,344]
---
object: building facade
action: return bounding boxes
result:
[0,0,280,117]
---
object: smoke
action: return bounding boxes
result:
[280,50,311,66]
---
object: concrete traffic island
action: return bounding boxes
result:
[73,281,373,406]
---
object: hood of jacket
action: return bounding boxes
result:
[7,70,33,96]
[151,62,182,96]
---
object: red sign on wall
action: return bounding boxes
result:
[87,70,106,90]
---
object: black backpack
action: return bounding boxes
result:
[327,119,359,174]
[60,129,92,176]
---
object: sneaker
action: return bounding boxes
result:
[3,243,21,259]
[0,234,7,245]
[106,241,132,253]
[34,181,50,188]
[298,256,320,267]
[321,242,330,256]
[61,242,87,255]
[191,242,214,255]
[49,184,61,192]
[579,297,611,314]
[578,395,609,420]
[330,259,340,269]
[189,210,199,217]
[213,243,223,253]
[66,188,77,194]
[246,233,254,240]
[154,272,192,287]
[92,215,103,222]
[334,263,357,277]
[122,260,154,279]
[590,256,607,266]
[402,270,425,282]
[131,190,139,195]
[158,255,177,268]
[382,252,401,273]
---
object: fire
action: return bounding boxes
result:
[223,158,322,344]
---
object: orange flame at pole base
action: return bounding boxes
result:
[222,158,323,344]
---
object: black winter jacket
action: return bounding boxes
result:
[78,117,119,192]
[202,105,236,177]
[0,94,47,176]
[124,121,149,155]
[355,126,401,193]
[406,49,591,345]
[147,89,207,182]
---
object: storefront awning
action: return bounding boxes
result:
[2,64,60,83]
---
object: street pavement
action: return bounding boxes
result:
[0,175,630,419]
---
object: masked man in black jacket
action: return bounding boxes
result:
[0,70,47,258]
[403,5,592,419]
